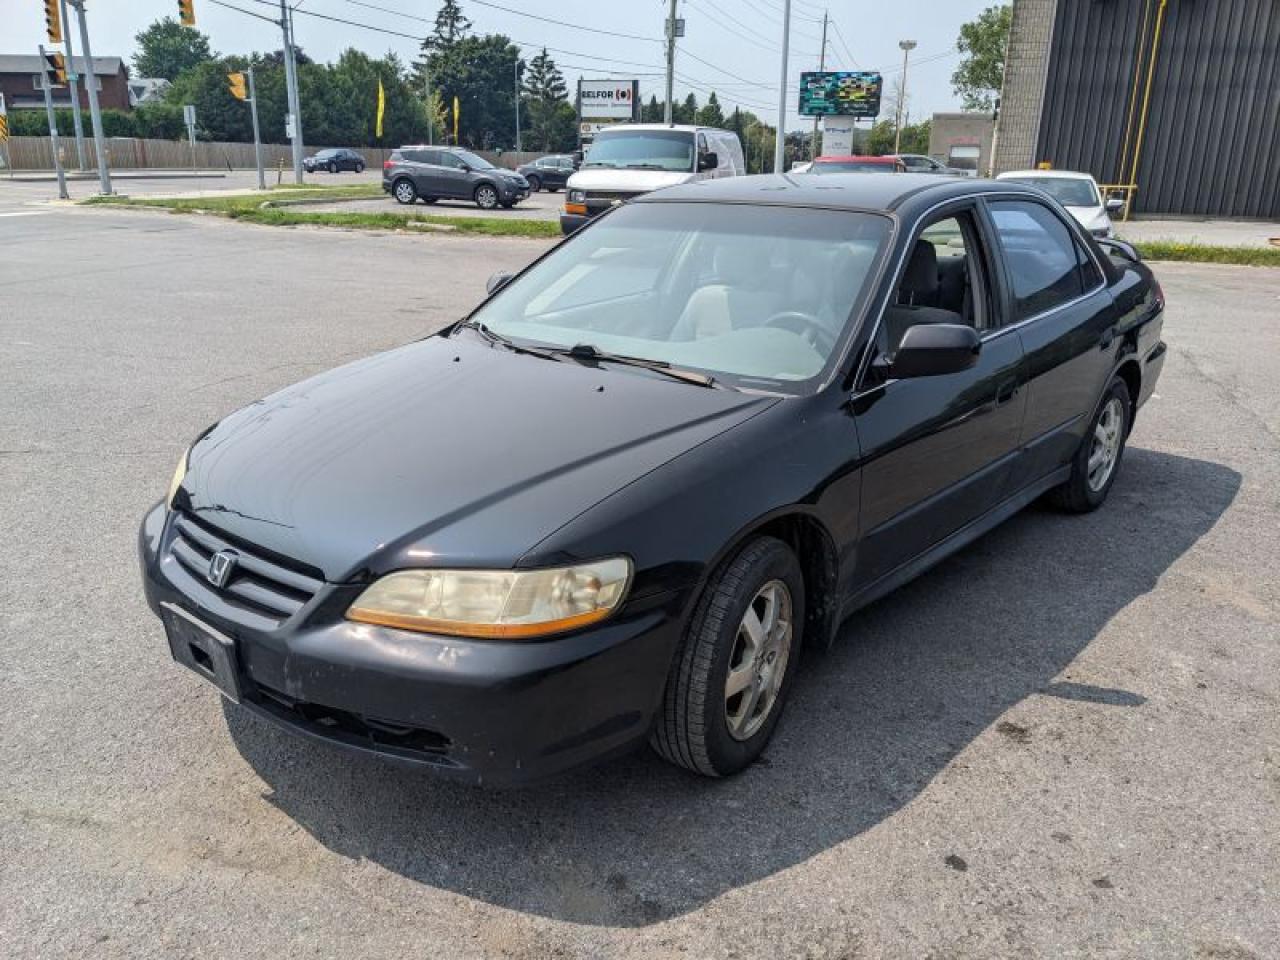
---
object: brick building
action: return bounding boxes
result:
[0,55,130,112]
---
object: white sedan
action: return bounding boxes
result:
[996,169,1125,238]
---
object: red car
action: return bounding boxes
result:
[809,155,906,173]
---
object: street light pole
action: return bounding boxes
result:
[893,39,916,156]
[67,0,111,194]
[514,58,521,154]
[663,0,678,124]
[811,10,827,160]
[279,0,304,184]
[773,0,792,173]
[57,0,86,171]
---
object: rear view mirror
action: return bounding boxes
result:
[486,271,514,295]
[891,323,981,379]
[1105,197,1125,214]
[698,151,719,171]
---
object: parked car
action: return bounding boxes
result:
[891,153,966,175]
[516,154,576,192]
[997,169,1125,238]
[304,148,366,174]
[809,155,906,173]
[141,173,1165,786]
[561,124,745,234]
[382,146,530,210]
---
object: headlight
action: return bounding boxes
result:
[568,189,586,204]
[346,557,632,639]
[167,446,189,508]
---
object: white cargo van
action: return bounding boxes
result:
[560,124,746,234]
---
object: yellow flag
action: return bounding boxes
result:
[453,95,460,143]
[376,78,386,138]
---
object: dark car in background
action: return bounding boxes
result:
[382,146,530,210]
[304,148,366,174]
[891,153,966,175]
[141,174,1165,786]
[516,154,576,193]
[809,155,906,173]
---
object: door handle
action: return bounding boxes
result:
[995,379,1019,406]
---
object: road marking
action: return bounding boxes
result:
[0,210,54,218]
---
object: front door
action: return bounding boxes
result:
[851,204,1027,593]
[435,152,472,199]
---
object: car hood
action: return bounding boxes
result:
[1064,204,1108,228]
[181,335,774,581]
[567,168,695,193]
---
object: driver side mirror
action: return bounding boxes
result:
[1105,197,1125,214]
[891,323,981,379]
[572,150,584,168]
[486,271,514,295]
[698,151,719,172]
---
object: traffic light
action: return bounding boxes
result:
[227,72,247,101]
[178,0,196,26]
[44,51,67,87]
[44,0,62,43]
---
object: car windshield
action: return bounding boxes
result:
[466,202,890,392]
[456,150,494,170]
[583,130,696,172]
[813,161,894,173]
[1005,176,1100,207]
[315,150,337,159]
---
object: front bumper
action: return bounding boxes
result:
[138,503,687,786]
[560,211,591,235]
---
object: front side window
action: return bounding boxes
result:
[467,202,890,392]
[454,149,494,170]
[583,130,696,173]
[813,161,896,174]
[988,200,1085,321]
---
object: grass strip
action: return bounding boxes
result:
[81,187,560,238]
[1126,240,1280,267]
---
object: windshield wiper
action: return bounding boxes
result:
[557,343,726,389]
[453,319,564,362]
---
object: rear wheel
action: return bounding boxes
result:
[474,184,499,210]
[651,537,803,777]
[1050,376,1131,512]
[525,174,542,192]
[328,161,338,174]
[392,178,417,205]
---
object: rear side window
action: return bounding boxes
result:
[988,200,1084,320]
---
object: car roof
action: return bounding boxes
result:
[814,155,896,163]
[594,123,731,134]
[636,172,1038,213]
[997,169,1097,182]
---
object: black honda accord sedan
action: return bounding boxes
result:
[139,173,1165,785]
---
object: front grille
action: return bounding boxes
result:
[253,683,456,763]
[585,190,640,211]
[169,511,323,624]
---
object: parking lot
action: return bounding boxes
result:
[1,197,1278,958]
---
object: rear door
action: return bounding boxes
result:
[850,201,1027,593]
[984,197,1116,489]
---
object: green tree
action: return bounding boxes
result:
[521,48,565,101]
[132,17,215,81]
[696,91,724,128]
[429,0,471,50]
[952,4,1011,112]
[426,34,522,148]
[674,92,698,125]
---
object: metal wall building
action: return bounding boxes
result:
[994,0,1280,218]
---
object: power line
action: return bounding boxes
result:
[207,0,281,26]
[336,0,658,43]
[828,20,862,70]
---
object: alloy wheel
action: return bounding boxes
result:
[476,185,498,209]
[1087,396,1125,491]
[725,579,793,741]
[394,181,415,204]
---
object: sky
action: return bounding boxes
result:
[1,0,992,131]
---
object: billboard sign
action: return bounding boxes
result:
[799,71,882,119]
[821,116,856,157]
[579,79,639,121]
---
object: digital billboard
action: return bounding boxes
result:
[799,72,883,119]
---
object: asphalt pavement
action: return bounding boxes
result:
[1,199,1278,959]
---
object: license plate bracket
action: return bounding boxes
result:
[161,602,242,703]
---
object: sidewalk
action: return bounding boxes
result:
[5,170,227,182]
[1118,217,1280,249]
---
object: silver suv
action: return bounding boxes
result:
[382,146,530,210]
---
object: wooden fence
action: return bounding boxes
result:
[2,136,544,172]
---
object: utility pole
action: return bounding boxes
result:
[774,0,792,173]
[811,10,827,160]
[247,68,265,190]
[67,0,110,194]
[58,0,87,171]
[513,58,521,153]
[663,0,678,124]
[280,0,304,184]
[37,46,69,200]
[893,40,916,155]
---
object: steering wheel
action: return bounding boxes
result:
[763,311,835,355]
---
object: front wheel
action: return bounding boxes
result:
[651,537,804,777]
[392,179,417,205]
[1049,375,1131,512]
[474,184,500,210]
[355,162,365,174]
[525,174,542,192]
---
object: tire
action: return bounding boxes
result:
[525,174,542,192]
[474,184,499,210]
[328,162,338,174]
[355,162,365,174]
[547,186,560,193]
[1049,375,1132,513]
[392,178,417,205]
[651,537,804,777]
